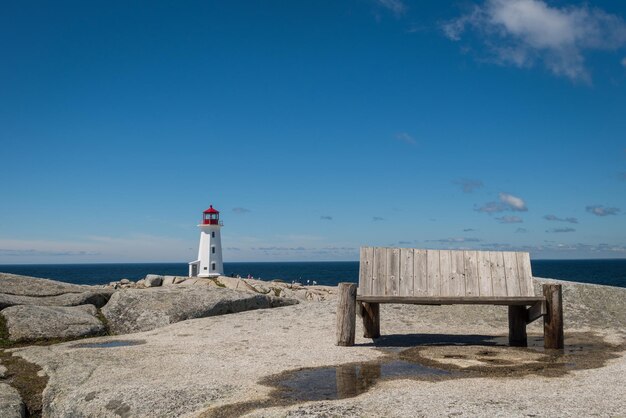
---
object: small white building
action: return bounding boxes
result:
[188,205,223,277]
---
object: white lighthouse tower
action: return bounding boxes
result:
[188,205,223,277]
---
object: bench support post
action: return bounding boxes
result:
[508,305,528,347]
[359,302,380,339]
[543,284,564,349]
[336,283,357,346]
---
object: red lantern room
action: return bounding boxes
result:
[202,205,220,225]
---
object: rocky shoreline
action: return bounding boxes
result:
[1,273,625,417]
[0,273,337,344]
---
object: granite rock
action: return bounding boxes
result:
[1,304,105,342]
[0,273,114,309]
[144,275,163,287]
[9,278,626,418]
[0,291,112,310]
[0,273,95,297]
[101,286,298,334]
[0,383,25,418]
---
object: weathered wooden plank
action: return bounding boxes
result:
[413,249,428,296]
[503,252,522,296]
[477,250,493,296]
[438,250,452,296]
[426,250,440,296]
[336,283,357,346]
[399,248,414,296]
[490,251,508,297]
[464,250,480,297]
[385,247,400,296]
[449,250,466,297]
[356,295,545,305]
[359,301,380,338]
[543,284,564,349]
[372,247,387,296]
[358,247,373,296]
[516,252,534,296]
[527,300,546,323]
[508,305,528,347]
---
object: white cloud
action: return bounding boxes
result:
[427,237,481,243]
[586,205,621,216]
[544,214,578,224]
[481,242,626,257]
[0,234,193,264]
[499,192,527,211]
[376,0,406,16]
[442,0,626,82]
[477,192,528,213]
[546,227,576,233]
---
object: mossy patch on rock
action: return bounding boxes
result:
[0,350,48,417]
[0,315,10,348]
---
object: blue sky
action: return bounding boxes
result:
[1,0,625,263]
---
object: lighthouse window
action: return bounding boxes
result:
[211,262,216,271]
[211,247,215,254]
[212,231,215,238]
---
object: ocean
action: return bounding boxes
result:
[1,259,625,288]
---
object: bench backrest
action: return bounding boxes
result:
[359,247,534,298]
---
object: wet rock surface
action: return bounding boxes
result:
[1,304,105,342]
[101,286,298,334]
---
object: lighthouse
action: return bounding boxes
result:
[188,205,224,277]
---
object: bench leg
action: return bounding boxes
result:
[508,305,528,347]
[336,283,357,346]
[360,302,380,339]
[543,284,564,349]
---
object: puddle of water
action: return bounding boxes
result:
[73,340,146,348]
[202,332,624,418]
[276,360,450,401]
[267,332,623,404]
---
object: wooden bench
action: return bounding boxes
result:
[336,247,564,349]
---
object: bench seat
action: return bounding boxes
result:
[336,247,564,349]
[356,295,545,305]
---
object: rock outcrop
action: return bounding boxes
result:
[104,274,338,302]
[0,273,96,296]
[10,278,626,418]
[215,276,337,301]
[144,274,163,287]
[0,273,114,309]
[1,305,105,342]
[0,383,25,418]
[101,286,298,334]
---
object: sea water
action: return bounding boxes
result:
[0,260,625,288]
